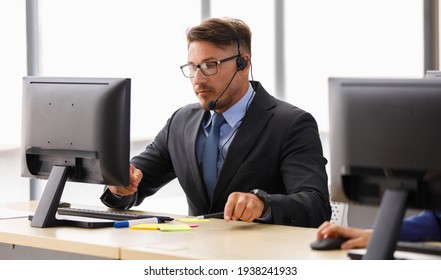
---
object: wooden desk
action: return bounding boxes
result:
[0,201,348,260]
[121,220,347,260]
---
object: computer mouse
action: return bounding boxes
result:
[310,237,349,250]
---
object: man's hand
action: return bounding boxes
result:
[108,163,143,196]
[224,192,266,222]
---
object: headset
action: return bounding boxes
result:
[236,39,248,71]
[207,39,248,110]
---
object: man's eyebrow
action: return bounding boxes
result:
[188,56,219,64]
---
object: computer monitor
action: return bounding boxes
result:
[21,76,131,228]
[329,77,441,259]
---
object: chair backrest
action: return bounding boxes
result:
[330,201,348,226]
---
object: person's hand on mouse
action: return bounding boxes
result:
[316,221,373,249]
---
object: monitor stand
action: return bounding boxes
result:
[362,189,408,259]
[29,165,113,228]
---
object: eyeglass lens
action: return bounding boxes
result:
[182,62,218,78]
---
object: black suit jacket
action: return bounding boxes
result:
[101,81,331,227]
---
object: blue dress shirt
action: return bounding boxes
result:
[196,83,255,172]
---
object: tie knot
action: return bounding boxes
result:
[211,113,225,128]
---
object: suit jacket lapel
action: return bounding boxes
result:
[183,107,211,211]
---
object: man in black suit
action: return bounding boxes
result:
[101,17,331,227]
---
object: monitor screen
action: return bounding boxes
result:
[328,77,441,259]
[329,77,441,208]
[21,76,131,228]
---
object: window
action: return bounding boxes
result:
[0,1,26,149]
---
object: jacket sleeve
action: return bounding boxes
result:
[399,210,441,242]
[269,112,331,227]
[100,187,137,210]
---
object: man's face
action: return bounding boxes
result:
[187,40,245,112]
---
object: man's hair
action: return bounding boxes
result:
[186,17,252,56]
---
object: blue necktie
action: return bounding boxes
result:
[202,113,226,201]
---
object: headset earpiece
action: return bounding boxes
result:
[237,56,247,71]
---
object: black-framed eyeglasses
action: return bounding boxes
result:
[180,54,239,78]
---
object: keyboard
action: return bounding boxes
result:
[57,207,174,223]
[396,241,441,256]
[348,241,441,260]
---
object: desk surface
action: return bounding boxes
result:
[0,201,348,260]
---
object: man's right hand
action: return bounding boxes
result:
[107,163,143,196]
[316,221,373,249]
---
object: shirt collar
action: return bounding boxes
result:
[205,82,255,128]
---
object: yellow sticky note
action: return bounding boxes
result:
[176,217,210,223]
[130,223,160,230]
[157,224,192,232]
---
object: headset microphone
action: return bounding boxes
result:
[207,68,240,110]
[207,100,218,111]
